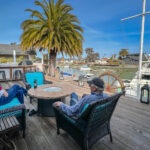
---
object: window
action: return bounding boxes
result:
[142,75,150,80]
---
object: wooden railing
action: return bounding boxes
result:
[0,65,36,81]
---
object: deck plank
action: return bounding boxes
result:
[1,80,150,150]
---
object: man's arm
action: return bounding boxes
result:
[54,97,87,117]
[59,101,82,116]
[60,99,83,116]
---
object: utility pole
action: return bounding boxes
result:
[121,0,150,99]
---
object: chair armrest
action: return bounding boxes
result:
[53,105,78,121]
[44,80,52,84]
[53,105,65,116]
[24,82,31,90]
[0,104,26,115]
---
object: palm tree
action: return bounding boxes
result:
[20,0,84,76]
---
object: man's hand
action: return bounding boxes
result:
[82,94,88,98]
[3,90,8,97]
[53,101,63,107]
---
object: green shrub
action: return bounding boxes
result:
[0,57,8,63]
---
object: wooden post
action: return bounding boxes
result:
[23,66,25,73]
[10,68,12,80]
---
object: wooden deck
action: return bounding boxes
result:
[1,78,150,150]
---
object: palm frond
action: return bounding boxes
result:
[20,0,84,57]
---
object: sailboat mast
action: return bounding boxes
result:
[121,0,150,99]
[138,0,146,84]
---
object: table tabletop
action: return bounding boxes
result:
[28,83,74,100]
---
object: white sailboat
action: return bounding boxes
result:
[125,62,150,97]
[121,0,150,99]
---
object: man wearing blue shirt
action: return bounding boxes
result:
[54,77,108,117]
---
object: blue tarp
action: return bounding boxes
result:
[63,72,72,76]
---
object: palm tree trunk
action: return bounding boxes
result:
[49,49,57,77]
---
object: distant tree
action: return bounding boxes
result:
[93,53,99,60]
[119,49,129,59]
[85,48,99,62]
[111,54,117,60]
[10,42,17,45]
[85,48,93,55]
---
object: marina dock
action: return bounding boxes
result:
[1,77,150,150]
[1,0,150,149]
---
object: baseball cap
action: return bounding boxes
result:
[87,77,105,91]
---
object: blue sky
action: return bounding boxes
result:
[0,0,150,58]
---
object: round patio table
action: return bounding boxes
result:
[28,83,73,116]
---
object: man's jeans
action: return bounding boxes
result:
[70,92,79,106]
[0,84,27,106]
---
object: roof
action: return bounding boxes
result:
[122,53,147,61]
[26,50,36,55]
[126,53,140,56]
[0,44,28,55]
[102,57,108,60]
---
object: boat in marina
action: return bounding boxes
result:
[125,62,150,97]
[80,65,94,78]
[57,65,94,81]
[121,0,150,100]
[80,65,91,72]
[57,66,85,80]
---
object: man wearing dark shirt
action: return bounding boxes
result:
[54,77,108,117]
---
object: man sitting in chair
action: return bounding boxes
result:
[54,77,108,117]
[0,84,27,105]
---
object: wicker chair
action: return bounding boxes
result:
[23,71,52,90]
[53,91,124,150]
[0,103,26,137]
[23,72,52,103]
